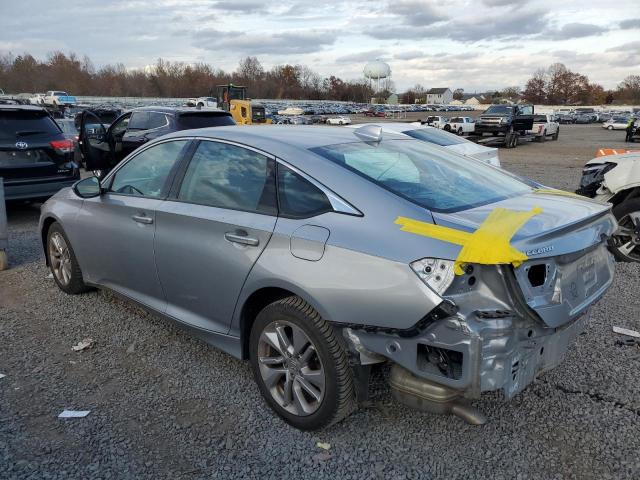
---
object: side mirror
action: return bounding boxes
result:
[73,176,102,198]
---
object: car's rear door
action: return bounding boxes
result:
[154,139,278,333]
[74,139,190,312]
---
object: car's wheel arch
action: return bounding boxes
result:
[610,186,640,206]
[41,215,61,266]
[236,284,331,360]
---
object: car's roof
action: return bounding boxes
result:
[344,122,421,134]
[132,106,230,115]
[163,125,409,151]
[0,104,48,112]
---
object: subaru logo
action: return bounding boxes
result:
[15,141,28,150]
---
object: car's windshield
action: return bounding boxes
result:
[403,128,466,146]
[53,91,68,96]
[484,105,513,115]
[311,139,531,213]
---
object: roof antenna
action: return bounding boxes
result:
[353,125,383,143]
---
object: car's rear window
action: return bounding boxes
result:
[0,110,61,141]
[311,139,530,213]
[403,128,466,146]
[177,112,235,129]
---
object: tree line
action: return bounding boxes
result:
[522,63,640,105]
[2,53,638,105]
[0,52,376,102]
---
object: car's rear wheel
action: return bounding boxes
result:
[0,250,7,271]
[608,125,614,130]
[47,222,91,294]
[249,296,355,430]
[443,124,451,132]
[552,129,559,140]
[610,199,640,263]
[457,127,463,135]
[540,130,546,142]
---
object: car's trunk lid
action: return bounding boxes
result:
[432,191,617,327]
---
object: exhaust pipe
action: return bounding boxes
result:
[389,364,487,425]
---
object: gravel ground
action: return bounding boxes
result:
[1,124,639,480]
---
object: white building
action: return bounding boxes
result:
[426,88,453,105]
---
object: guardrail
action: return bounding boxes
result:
[0,178,8,270]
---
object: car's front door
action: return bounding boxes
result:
[154,140,278,333]
[79,111,112,172]
[74,139,190,312]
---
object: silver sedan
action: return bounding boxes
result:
[40,125,616,429]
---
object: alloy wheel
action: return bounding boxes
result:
[612,211,640,262]
[49,232,72,285]
[257,320,325,416]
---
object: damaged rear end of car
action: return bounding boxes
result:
[318,137,617,423]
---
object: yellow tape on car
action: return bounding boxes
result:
[395,207,542,275]
[532,188,583,199]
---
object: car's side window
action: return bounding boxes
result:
[147,112,168,129]
[109,140,188,198]
[277,164,333,218]
[110,115,130,137]
[127,112,149,131]
[178,141,277,215]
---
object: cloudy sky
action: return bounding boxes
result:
[1,0,638,92]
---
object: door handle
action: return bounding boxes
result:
[132,214,153,225]
[224,232,259,246]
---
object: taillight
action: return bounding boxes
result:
[50,139,74,154]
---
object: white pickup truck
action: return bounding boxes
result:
[443,116,475,135]
[422,115,449,129]
[528,114,559,141]
[44,91,77,107]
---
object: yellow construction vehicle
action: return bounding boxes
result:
[216,84,271,125]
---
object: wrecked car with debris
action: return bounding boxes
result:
[39,125,616,430]
[577,151,640,263]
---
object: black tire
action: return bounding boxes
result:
[443,124,451,132]
[249,296,356,430]
[46,222,92,295]
[457,127,463,135]
[552,129,559,140]
[610,198,640,263]
[540,130,546,142]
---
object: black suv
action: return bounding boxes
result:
[0,105,79,200]
[79,106,235,176]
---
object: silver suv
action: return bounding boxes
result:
[40,125,616,430]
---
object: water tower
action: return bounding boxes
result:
[363,60,391,93]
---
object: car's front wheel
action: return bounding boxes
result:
[47,222,91,294]
[610,198,640,263]
[249,296,355,430]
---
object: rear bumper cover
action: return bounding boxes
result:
[3,174,79,200]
